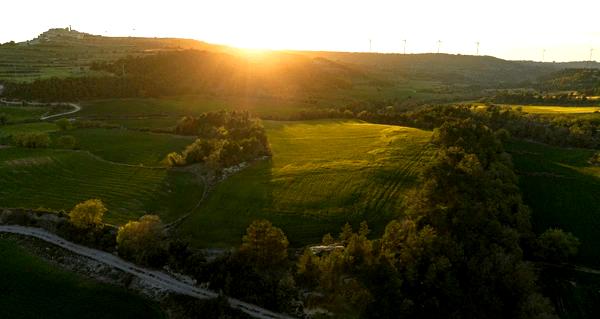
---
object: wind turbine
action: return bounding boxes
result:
[403,39,407,54]
[476,41,480,55]
[369,38,372,52]
[542,49,546,62]
[437,40,442,54]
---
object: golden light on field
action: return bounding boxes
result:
[1,0,600,61]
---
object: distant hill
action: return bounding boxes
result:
[536,68,600,95]
[1,28,599,90]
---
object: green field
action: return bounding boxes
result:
[77,95,325,124]
[0,147,203,224]
[51,128,194,166]
[507,140,600,266]
[0,105,49,123]
[0,237,162,319]
[511,105,600,114]
[178,120,434,247]
[0,122,58,139]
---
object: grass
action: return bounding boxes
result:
[0,237,163,319]
[0,122,58,139]
[77,95,324,124]
[510,105,600,114]
[178,119,434,247]
[51,128,195,166]
[0,147,204,224]
[506,140,600,266]
[0,105,49,123]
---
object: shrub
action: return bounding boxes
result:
[537,228,580,263]
[56,135,77,149]
[69,199,107,230]
[55,118,72,131]
[13,132,51,148]
[117,215,167,266]
[166,152,186,167]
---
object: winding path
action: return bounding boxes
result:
[0,225,296,319]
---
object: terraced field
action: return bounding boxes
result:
[179,120,434,247]
[0,122,58,139]
[0,147,203,224]
[51,128,195,166]
[0,237,162,319]
[507,140,600,266]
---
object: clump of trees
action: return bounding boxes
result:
[12,132,51,148]
[55,118,72,131]
[167,111,271,169]
[293,118,572,318]
[117,215,168,267]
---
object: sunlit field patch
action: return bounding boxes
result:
[179,119,435,247]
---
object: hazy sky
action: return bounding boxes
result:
[2,0,599,62]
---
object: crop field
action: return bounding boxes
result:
[0,147,203,224]
[179,119,435,247]
[507,140,600,266]
[0,237,162,319]
[51,128,194,166]
[510,105,600,114]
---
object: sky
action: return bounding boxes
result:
[1,0,599,62]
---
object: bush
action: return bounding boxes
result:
[590,152,600,166]
[166,152,186,167]
[117,215,168,267]
[537,228,580,263]
[13,132,51,148]
[0,114,8,125]
[55,118,72,131]
[69,199,106,230]
[56,135,77,149]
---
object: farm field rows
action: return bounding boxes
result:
[0,237,162,319]
[50,128,195,166]
[179,119,435,247]
[507,140,600,266]
[0,147,203,224]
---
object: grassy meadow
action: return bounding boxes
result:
[0,147,203,224]
[511,105,600,114]
[0,237,163,319]
[179,119,435,247]
[50,128,194,166]
[507,140,600,266]
[0,105,49,123]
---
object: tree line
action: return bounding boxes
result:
[2,49,356,102]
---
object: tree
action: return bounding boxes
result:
[69,199,106,230]
[117,215,167,266]
[239,220,289,268]
[0,114,8,125]
[537,228,580,263]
